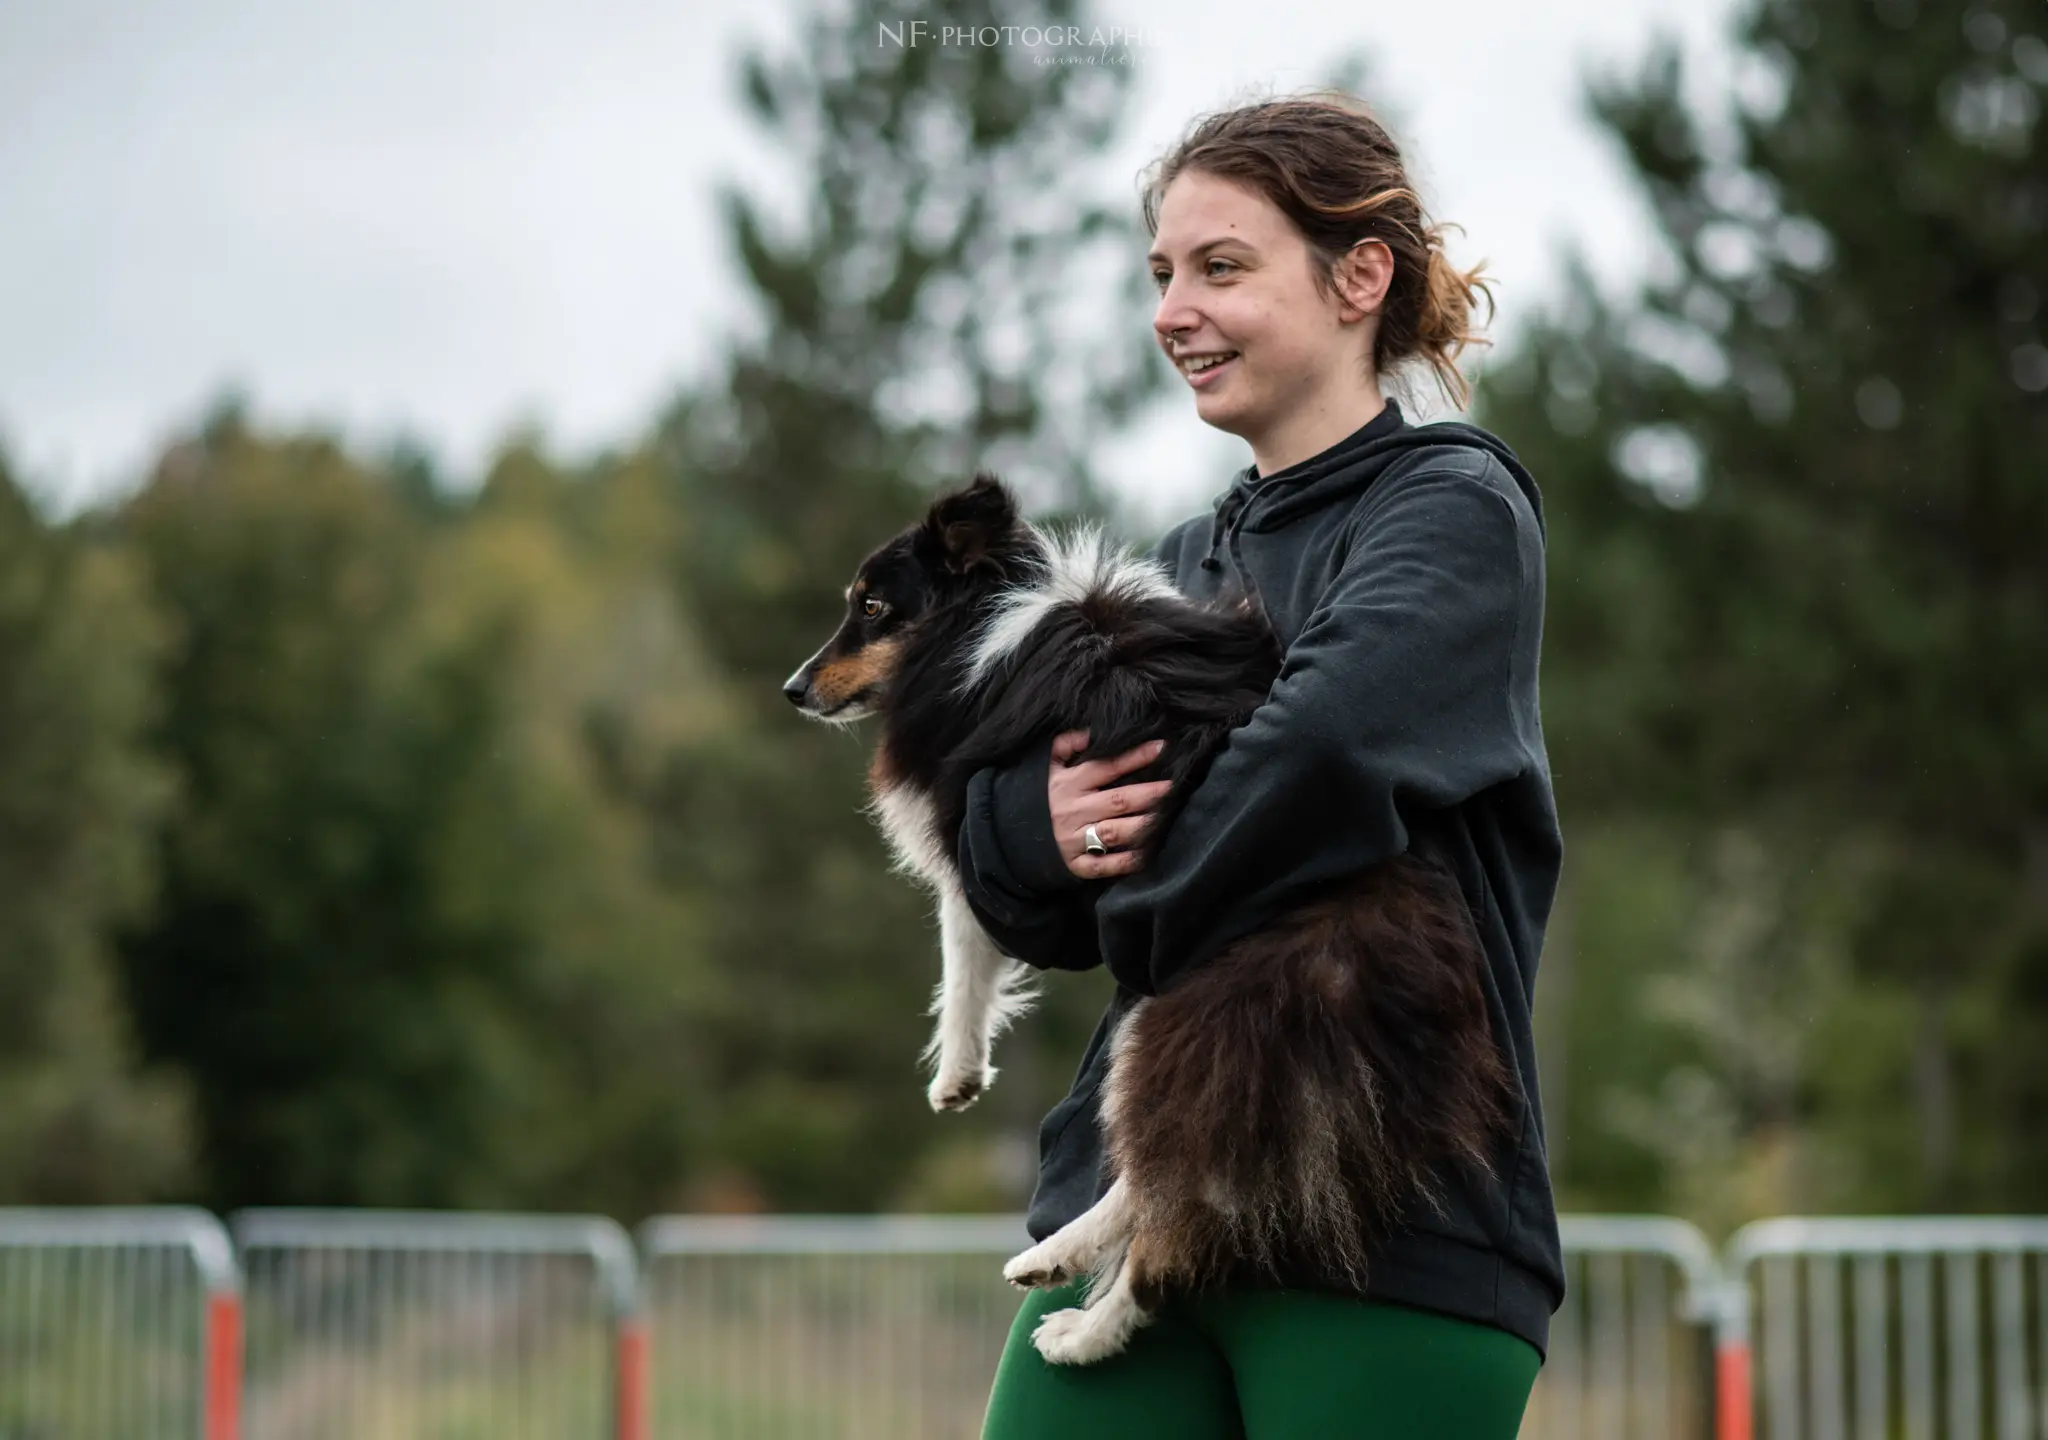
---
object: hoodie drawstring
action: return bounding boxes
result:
[1201,473,1254,572]
[1196,479,1270,620]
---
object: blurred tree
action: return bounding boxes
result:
[715,0,1164,524]
[0,453,190,1201]
[109,408,717,1212]
[1480,0,2048,1219]
[639,0,1164,1208]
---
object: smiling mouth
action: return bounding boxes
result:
[1178,352,1239,383]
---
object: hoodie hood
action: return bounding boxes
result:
[1197,400,1547,577]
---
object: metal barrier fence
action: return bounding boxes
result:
[638,1214,1028,1440]
[1525,1216,1720,1440]
[1719,1217,2048,1440]
[0,1206,240,1440]
[6,1207,2048,1437]
[231,1209,643,1440]
[636,1212,1720,1440]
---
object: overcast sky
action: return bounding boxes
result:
[0,0,1740,523]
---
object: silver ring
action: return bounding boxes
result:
[1083,824,1108,856]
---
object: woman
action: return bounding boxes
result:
[957,92,1565,1438]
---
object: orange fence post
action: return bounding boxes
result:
[1713,1326,1753,1440]
[204,1288,243,1440]
[616,1314,651,1440]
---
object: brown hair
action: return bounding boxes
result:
[1140,91,1495,409]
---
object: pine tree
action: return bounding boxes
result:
[1480,0,2048,1212]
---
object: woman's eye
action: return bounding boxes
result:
[1151,269,1171,291]
[1206,258,1235,278]
[862,597,885,618]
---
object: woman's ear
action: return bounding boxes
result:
[1334,238,1395,322]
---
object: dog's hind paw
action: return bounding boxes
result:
[1030,1305,1129,1366]
[1002,1244,1069,1290]
[927,1065,993,1112]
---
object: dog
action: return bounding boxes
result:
[782,474,1516,1364]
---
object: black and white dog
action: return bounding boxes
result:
[783,475,1513,1364]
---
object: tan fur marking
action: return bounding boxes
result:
[810,638,902,708]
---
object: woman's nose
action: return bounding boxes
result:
[1153,279,1199,342]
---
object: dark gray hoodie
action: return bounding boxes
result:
[956,398,1566,1359]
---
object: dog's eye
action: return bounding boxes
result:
[862,597,886,619]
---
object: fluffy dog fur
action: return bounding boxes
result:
[783,475,1516,1364]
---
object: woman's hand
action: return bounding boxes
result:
[1048,729,1173,880]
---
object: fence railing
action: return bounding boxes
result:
[4,1207,2045,1438]
[1718,1216,2048,1440]
[639,1214,1028,1440]
[231,1209,643,1440]
[1526,1216,1721,1440]
[0,1205,240,1440]
[638,1212,1723,1440]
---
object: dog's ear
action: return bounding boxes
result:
[922,473,1018,576]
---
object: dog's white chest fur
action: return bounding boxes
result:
[869,781,952,888]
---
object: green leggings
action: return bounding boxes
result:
[982,1278,1541,1440]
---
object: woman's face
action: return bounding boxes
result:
[1148,170,1388,460]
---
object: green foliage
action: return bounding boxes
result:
[1483,0,2048,1225]
[108,416,716,1213]
[0,453,190,1201]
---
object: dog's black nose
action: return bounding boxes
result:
[782,674,809,706]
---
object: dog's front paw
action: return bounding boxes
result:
[1030,1305,1125,1366]
[927,1063,994,1112]
[1002,1243,1069,1290]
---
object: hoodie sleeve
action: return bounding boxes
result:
[955,524,1189,972]
[955,729,1101,971]
[1095,462,1541,997]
